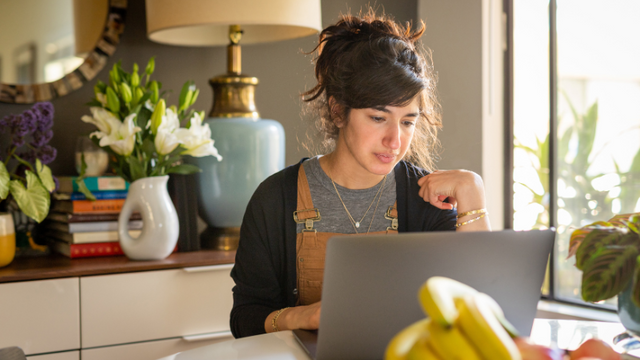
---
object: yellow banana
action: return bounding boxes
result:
[406,337,441,360]
[425,318,482,360]
[455,293,522,360]
[482,290,520,338]
[384,318,430,360]
[418,276,478,327]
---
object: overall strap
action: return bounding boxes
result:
[385,200,399,231]
[294,165,321,231]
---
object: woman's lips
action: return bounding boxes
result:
[376,153,395,163]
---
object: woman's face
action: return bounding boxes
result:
[338,97,420,176]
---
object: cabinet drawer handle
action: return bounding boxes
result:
[182,331,233,342]
[183,264,234,273]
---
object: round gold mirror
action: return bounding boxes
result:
[0,0,126,104]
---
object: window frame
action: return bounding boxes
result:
[504,0,618,312]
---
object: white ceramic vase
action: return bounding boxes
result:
[118,175,179,260]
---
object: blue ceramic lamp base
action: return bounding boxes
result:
[189,116,285,249]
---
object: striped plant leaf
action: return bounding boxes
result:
[568,221,616,258]
[633,256,640,307]
[581,245,638,302]
[575,228,630,270]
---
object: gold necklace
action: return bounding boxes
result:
[331,175,387,233]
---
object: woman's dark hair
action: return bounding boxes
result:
[303,8,442,171]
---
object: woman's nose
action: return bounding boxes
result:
[383,125,401,150]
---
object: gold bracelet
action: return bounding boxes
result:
[456,208,487,219]
[272,307,290,332]
[456,213,487,228]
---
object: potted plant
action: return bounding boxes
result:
[80,57,221,260]
[569,212,640,333]
[0,102,57,266]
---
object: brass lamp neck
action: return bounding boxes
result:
[228,25,242,75]
[208,25,260,119]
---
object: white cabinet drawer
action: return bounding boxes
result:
[81,264,234,348]
[0,278,80,355]
[81,331,233,360]
[27,350,79,360]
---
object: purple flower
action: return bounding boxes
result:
[12,135,25,147]
[30,129,53,147]
[21,109,38,133]
[52,176,59,192]
[17,149,36,164]
[37,145,57,164]
[34,102,54,123]
[0,116,8,133]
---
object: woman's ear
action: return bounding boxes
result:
[328,97,344,126]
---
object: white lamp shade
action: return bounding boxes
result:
[145,0,322,46]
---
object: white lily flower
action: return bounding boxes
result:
[96,93,108,107]
[98,113,142,156]
[81,107,120,134]
[154,108,181,155]
[176,113,222,160]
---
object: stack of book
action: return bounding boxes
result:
[44,176,142,258]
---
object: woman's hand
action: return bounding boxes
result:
[265,301,322,333]
[417,170,490,231]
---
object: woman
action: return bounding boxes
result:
[230,10,490,338]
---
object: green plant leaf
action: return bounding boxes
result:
[633,256,640,307]
[167,164,201,175]
[0,162,9,199]
[127,156,146,182]
[575,227,629,270]
[581,245,638,302]
[77,179,97,201]
[85,99,103,107]
[569,222,617,259]
[35,159,56,193]
[9,171,50,223]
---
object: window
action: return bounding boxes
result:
[513,0,640,306]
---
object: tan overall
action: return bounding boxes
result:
[294,166,398,305]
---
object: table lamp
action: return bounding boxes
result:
[145,0,322,250]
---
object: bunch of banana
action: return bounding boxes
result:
[385,276,520,360]
[384,277,621,360]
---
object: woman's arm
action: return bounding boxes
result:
[264,301,322,333]
[230,180,289,338]
[417,170,491,231]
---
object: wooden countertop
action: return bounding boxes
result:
[0,250,236,283]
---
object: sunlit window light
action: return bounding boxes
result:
[588,200,598,209]
[514,167,545,195]
[635,198,640,212]
[612,198,621,214]
[558,209,573,226]
[609,186,622,198]
[513,183,535,211]
[514,203,545,230]
[591,173,621,192]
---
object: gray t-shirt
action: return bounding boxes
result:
[295,156,397,234]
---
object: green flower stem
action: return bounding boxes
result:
[3,146,16,166]
[10,173,25,182]
[12,154,35,172]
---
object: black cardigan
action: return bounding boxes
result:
[229,160,457,338]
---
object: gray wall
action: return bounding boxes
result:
[0,0,418,176]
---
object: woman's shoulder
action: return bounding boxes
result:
[249,159,305,204]
[395,160,430,182]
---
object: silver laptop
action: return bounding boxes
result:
[294,229,555,360]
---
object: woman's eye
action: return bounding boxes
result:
[403,121,416,127]
[371,116,385,122]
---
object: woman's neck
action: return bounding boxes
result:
[318,151,387,190]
